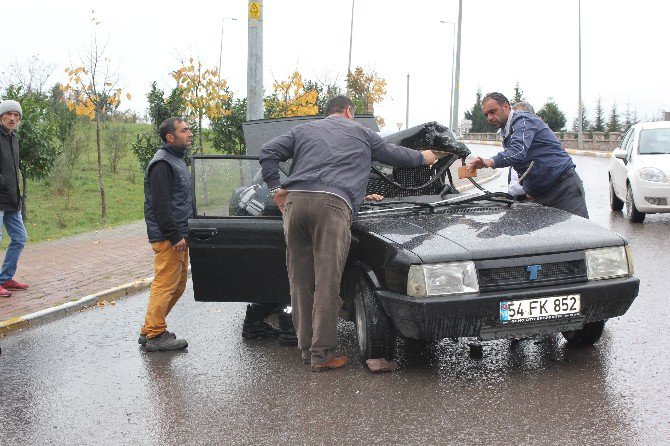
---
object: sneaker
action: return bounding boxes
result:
[1,279,28,290]
[145,331,188,352]
[0,286,12,298]
[242,320,277,340]
[277,312,298,346]
[138,331,176,346]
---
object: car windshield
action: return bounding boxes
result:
[639,128,670,154]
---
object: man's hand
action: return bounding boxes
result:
[173,238,187,253]
[364,194,384,202]
[466,156,495,171]
[421,150,438,166]
[273,188,289,213]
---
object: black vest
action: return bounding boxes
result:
[144,146,193,243]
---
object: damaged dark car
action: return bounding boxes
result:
[188,116,639,360]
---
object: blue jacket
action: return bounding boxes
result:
[491,111,574,197]
[260,116,424,214]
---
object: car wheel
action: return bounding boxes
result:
[609,178,624,211]
[354,277,396,360]
[625,184,646,223]
[562,320,605,347]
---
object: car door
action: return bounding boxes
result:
[188,155,290,304]
[611,128,633,198]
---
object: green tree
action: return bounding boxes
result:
[622,101,638,132]
[592,97,605,132]
[464,89,495,133]
[210,96,247,155]
[346,67,387,127]
[303,78,343,115]
[537,99,567,131]
[512,82,525,104]
[606,103,621,133]
[3,85,62,219]
[571,105,592,132]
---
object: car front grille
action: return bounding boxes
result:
[477,259,587,292]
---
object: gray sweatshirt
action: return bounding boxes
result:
[260,115,424,214]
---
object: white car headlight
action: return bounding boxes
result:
[585,246,630,280]
[638,167,667,183]
[407,262,479,297]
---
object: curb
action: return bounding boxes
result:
[0,276,154,336]
[460,139,612,158]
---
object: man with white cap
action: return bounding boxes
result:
[0,99,29,297]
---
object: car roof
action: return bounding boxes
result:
[636,120,670,130]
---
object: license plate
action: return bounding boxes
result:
[499,294,580,323]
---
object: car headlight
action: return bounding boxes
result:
[407,262,479,297]
[638,167,667,183]
[585,246,630,280]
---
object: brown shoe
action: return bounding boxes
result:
[310,355,349,372]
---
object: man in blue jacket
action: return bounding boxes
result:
[467,92,588,218]
[260,96,436,371]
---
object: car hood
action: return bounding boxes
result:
[354,202,625,263]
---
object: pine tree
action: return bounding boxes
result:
[571,105,592,132]
[512,82,524,104]
[592,97,605,132]
[537,99,567,131]
[606,103,621,133]
[464,89,495,133]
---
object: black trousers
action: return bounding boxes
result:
[534,170,589,219]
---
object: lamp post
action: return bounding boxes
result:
[218,17,237,83]
[439,20,456,129]
[577,0,584,150]
[451,0,463,133]
[348,0,355,74]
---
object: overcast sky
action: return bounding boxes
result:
[2,0,668,130]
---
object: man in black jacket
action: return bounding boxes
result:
[138,118,192,352]
[0,100,29,298]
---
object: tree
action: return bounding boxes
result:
[132,82,186,171]
[622,101,638,132]
[171,57,229,154]
[537,99,567,131]
[264,71,319,118]
[464,89,495,133]
[303,77,343,115]
[103,121,131,173]
[210,96,247,155]
[3,85,63,219]
[592,97,605,132]
[512,82,525,104]
[346,67,387,127]
[571,105,592,132]
[606,103,621,133]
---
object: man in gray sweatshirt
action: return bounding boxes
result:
[260,96,436,371]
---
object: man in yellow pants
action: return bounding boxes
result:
[138,117,192,352]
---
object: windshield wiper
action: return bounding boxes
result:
[433,192,515,207]
[361,199,436,213]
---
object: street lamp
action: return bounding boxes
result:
[577,0,584,150]
[218,17,238,83]
[452,0,463,133]
[439,20,456,129]
[348,0,355,74]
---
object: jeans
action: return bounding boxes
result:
[0,210,28,283]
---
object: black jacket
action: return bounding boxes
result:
[0,125,21,211]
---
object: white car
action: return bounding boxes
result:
[609,121,670,222]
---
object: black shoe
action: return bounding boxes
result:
[145,331,188,352]
[242,321,277,340]
[138,331,176,346]
[277,311,298,346]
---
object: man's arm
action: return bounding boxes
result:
[467,114,538,171]
[149,161,183,247]
[368,130,435,167]
[259,130,296,190]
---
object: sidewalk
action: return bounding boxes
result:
[0,163,499,336]
[460,139,612,158]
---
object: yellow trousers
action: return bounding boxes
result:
[141,240,189,338]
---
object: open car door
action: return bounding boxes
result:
[188,155,290,304]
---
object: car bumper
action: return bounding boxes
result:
[377,276,639,340]
[631,178,670,213]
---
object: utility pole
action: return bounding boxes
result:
[577,0,584,150]
[451,0,463,132]
[247,1,263,120]
[406,74,410,129]
[348,0,355,74]
[218,17,237,84]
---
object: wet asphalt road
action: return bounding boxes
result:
[1,145,669,445]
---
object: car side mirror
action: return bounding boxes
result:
[612,148,628,161]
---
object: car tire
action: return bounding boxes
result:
[609,178,624,211]
[562,320,605,347]
[625,184,646,223]
[354,277,396,360]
